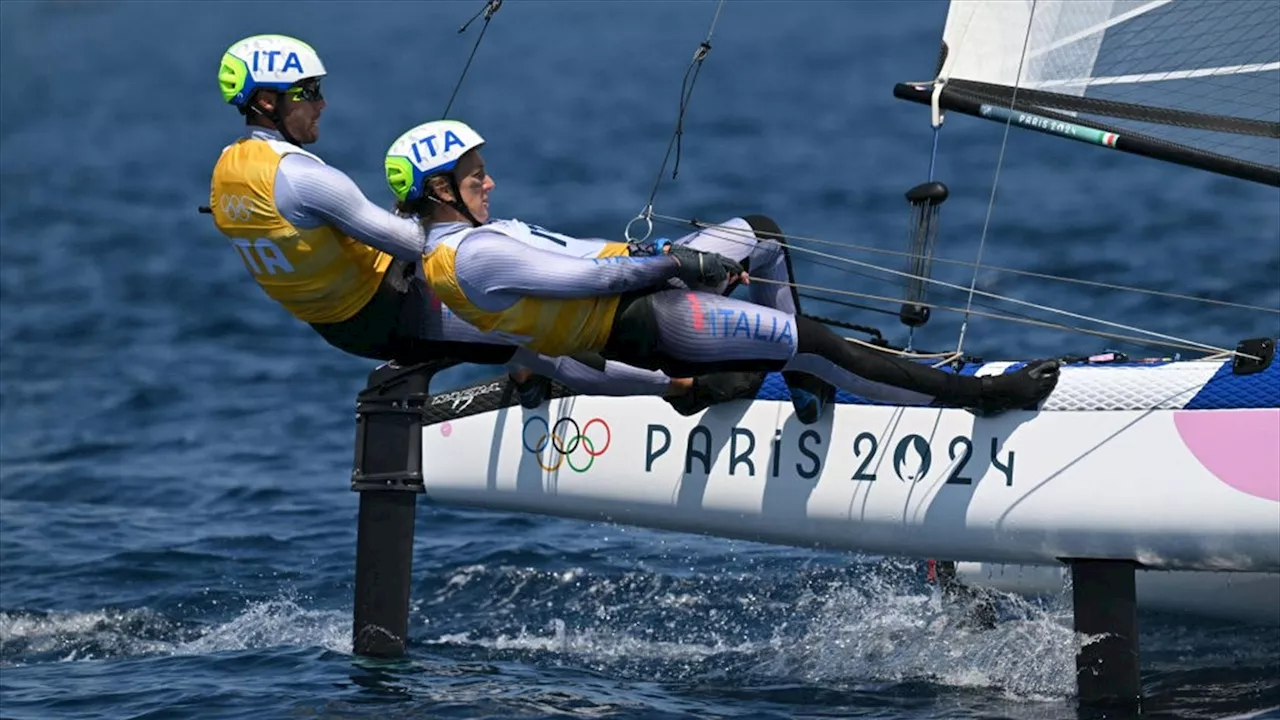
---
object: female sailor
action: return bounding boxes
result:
[388,119,1061,416]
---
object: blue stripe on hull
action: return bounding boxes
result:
[1185,355,1280,409]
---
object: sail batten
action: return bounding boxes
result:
[1027,62,1280,89]
[1025,0,1173,62]
[921,0,1280,184]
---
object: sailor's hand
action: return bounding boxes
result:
[668,245,748,289]
[627,236,671,257]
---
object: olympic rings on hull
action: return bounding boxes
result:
[522,416,612,472]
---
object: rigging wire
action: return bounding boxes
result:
[651,215,1280,314]
[796,269,1259,360]
[788,256,1208,361]
[624,0,727,243]
[801,289,1201,361]
[953,0,1038,358]
[648,216,1261,359]
[789,251,1162,358]
[765,244,1244,356]
[441,0,504,118]
[749,276,1258,360]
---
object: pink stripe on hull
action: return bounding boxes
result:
[1174,409,1280,502]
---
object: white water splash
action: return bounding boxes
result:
[431,621,768,663]
[764,567,1079,700]
[418,559,1082,701]
[0,592,351,666]
[173,598,349,656]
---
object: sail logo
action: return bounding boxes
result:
[522,416,612,472]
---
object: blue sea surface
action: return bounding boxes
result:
[2,1,1278,719]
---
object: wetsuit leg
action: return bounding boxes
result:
[662,217,792,414]
[673,216,833,421]
[606,289,1058,410]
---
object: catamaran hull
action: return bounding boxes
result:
[954,562,1280,626]
[416,357,1279,575]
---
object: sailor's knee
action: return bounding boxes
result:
[749,236,785,264]
[742,214,785,244]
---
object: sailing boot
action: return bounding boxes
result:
[665,371,768,416]
[511,373,553,409]
[970,359,1062,417]
[782,370,836,425]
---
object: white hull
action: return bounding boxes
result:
[955,562,1280,626]
[420,359,1279,573]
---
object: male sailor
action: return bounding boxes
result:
[206,34,762,413]
[390,119,1062,415]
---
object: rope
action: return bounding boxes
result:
[797,291,899,318]
[624,0,726,243]
[441,0,504,118]
[838,332,956,359]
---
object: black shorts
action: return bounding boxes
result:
[308,259,519,368]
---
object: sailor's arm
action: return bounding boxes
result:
[453,230,680,298]
[274,153,426,262]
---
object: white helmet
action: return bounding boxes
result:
[218,34,326,108]
[384,120,486,203]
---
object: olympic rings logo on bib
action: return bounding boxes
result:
[521,416,611,472]
[220,194,253,222]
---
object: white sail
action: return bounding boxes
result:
[936,0,1280,173]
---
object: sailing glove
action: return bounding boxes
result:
[668,245,745,290]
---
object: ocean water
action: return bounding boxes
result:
[2,1,1279,719]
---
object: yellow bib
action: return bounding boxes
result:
[423,229,630,357]
[208,137,392,324]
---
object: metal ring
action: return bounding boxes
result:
[625,213,653,244]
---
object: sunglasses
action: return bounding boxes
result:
[286,82,324,102]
